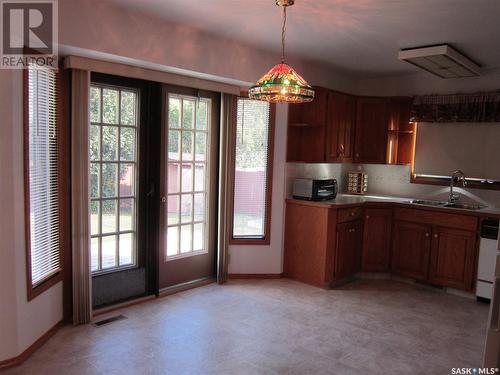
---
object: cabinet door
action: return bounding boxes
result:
[335,220,362,280]
[391,220,431,280]
[287,87,328,162]
[361,208,392,272]
[326,91,356,162]
[354,97,388,163]
[428,227,477,291]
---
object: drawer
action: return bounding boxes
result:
[394,207,478,231]
[337,206,363,223]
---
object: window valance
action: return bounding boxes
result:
[411,91,500,123]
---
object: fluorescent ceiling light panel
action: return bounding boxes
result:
[398,45,480,78]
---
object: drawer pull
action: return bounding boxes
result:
[349,228,356,233]
[351,212,355,216]
[366,215,370,219]
[433,233,439,239]
[425,233,430,237]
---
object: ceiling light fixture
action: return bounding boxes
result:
[248,0,314,103]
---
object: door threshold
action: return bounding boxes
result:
[92,294,156,318]
[159,276,215,297]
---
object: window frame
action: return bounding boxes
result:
[228,95,276,245]
[24,68,67,301]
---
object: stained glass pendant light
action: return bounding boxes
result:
[248,0,315,103]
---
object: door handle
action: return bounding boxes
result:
[161,196,167,203]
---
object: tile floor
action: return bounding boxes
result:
[4,279,490,375]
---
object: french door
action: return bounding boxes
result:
[158,87,219,289]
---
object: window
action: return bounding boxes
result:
[25,66,62,296]
[230,98,274,243]
[89,84,139,273]
[165,94,211,259]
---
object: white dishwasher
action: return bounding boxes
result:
[477,218,499,301]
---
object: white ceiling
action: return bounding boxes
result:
[110,0,500,78]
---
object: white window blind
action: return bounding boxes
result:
[232,98,271,239]
[27,67,61,287]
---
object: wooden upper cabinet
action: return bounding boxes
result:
[287,87,328,162]
[335,220,362,280]
[361,208,392,272]
[386,97,414,165]
[354,97,389,163]
[428,227,477,291]
[391,220,431,281]
[326,91,356,162]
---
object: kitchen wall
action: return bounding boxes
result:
[287,162,500,208]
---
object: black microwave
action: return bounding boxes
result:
[292,178,338,201]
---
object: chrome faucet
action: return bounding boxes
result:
[449,170,467,204]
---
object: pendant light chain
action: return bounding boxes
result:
[281,5,287,63]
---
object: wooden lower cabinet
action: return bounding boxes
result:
[391,220,431,281]
[335,220,362,280]
[428,227,477,291]
[361,208,392,272]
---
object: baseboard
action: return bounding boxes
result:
[227,273,283,279]
[92,294,156,318]
[0,320,64,370]
[158,276,215,297]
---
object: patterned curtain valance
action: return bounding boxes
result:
[411,91,500,123]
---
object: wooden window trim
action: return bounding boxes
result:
[24,68,69,301]
[228,97,275,246]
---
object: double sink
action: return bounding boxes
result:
[408,199,485,210]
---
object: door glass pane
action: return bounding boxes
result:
[181,194,192,223]
[181,164,193,192]
[89,84,139,274]
[164,96,211,260]
[120,127,135,161]
[102,163,117,198]
[169,98,181,129]
[120,91,136,126]
[181,131,193,160]
[119,233,133,266]
[167,226,178,256]
[101,235,117,269]
[193,223,204,251]
[103,88,119,124]
[120,163,134,197]
[168,130,180,161]
[120,198,134,231]
[180,225,192,253]
[196,101,207,130]
[90,163,100,198]
[168,163,180,194]
[90,201,100,235]
[194,193,205,222]
[182,100,195,129]
[194,164,205,192]
[102,126,119,161]
[91,238,99,272]
[90,125,100,161]
[195,133,206,161]
[90,87,101,123]
[168,195,179,225]
[102,199,117,233]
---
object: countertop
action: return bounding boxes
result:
[286,193,500,217]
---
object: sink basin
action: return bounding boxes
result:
[408,199,447,206]
[443,203,485,210]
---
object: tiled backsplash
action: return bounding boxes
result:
[286,163,500,208]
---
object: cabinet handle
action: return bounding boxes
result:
[425,233,430,237]
[351,212,355,216]
[355,153,360,158]
[366,215,370,219]
[349,228,356,233]
[433,234,439,239]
